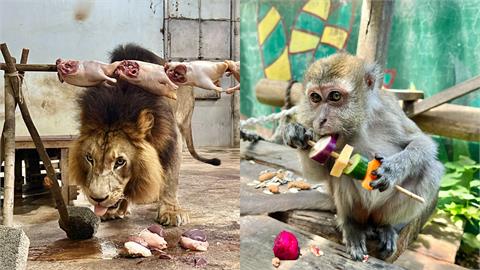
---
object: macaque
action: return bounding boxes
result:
[115,60,178,100]
[164,61,228,92]
[283,53,443,261]
[56,59,120,87]
[225,60,240,94]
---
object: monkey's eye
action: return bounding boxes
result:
[114,157,126,169]
[85,154,94,164]
[327,91,342,102]
[309,92,322,103]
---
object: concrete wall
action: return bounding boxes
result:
[0,0,239,146]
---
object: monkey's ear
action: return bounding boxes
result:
[364,63,383,91]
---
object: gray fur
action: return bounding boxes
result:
[283,53,443,261]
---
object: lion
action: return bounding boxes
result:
[69,45,192,226]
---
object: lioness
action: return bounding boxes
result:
[69,45,198,226]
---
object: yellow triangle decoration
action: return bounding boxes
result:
[289,30,321,53]
[321,26,348,49]
[264,48,291,81]
[258,7,281,46]
[303,0,331,20]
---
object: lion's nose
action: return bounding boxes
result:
[90,195,109,203]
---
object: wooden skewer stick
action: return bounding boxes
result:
[307,140,426,203]
[0,63,57,72]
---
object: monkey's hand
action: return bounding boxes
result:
[283,123,314,150]
[370,154,408,192]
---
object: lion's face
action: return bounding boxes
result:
[70,109,165,216]
[79,131,136,210]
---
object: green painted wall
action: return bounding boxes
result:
[240,0,479,162]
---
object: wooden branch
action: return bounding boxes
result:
[408,75,480,117]
[1,43,17,227]
[255,79,423,107]
[0,63,57,72]
[356,0,395,67]
[412,104,480,141]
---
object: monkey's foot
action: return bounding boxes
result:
[345,233,368,261]
[100,200,130,221]
[376,225,398,259]
[156,204,190,226]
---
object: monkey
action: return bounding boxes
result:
[282,53,443,261]
[164,61,228,92]
[56,59,121,87]
[115,60,179,100]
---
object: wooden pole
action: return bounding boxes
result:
[356,0,395,67]
[0,63,57,72]
[1,44,69,225]
[1,46,18,227]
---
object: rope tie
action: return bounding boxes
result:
[240,106,298,128]
[4,71,25,103]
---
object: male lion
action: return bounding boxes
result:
[69,45,190,226]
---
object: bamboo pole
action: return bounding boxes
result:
[0,63,57,72]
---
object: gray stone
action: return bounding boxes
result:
[200,0,231,19]
[59,206,99,240]
[168,19,200,59]
[167,0,199,19]
[200,20,231,59]
[0,226,30,270]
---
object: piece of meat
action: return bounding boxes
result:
[123,241,152,257]
[165,61,228,92]
[147,224,166,237]
[180,236,209,251]
[56,59,120,87]
[115,60,178,100]
[182,229,207,242]
[139,229,168,250]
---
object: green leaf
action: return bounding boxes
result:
[462,233,480,249]
[458,193,476,201]
[470,180,480,188]
[458,155,476,166]
[438,190,450,198]
[440,173,463,187]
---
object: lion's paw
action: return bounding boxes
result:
[156,207,190,226]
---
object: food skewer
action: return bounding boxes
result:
[307,136,425,203]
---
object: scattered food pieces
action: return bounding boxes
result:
[127,236,149,247]
[272,257,281,268]
[263,190,274,195]
[259,171,276,182]
[362,254,369,263]
[148,224,166,237]
[268,184,280,194]
[139,229,168,250]
[122,241,152,258]
[180,229,209,251]
[180,236,209,251]
[273,230,300,260]
[288,188,299,193]
[288,181,311,190]
[182,229,207,242]
[182,256,208,268]
[310,245,324,256]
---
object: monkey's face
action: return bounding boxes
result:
[302,81,362,138]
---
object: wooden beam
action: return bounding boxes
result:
[0,63,57,72]
[255,79,423,107]
[412,104,480,141]
[408,75,480,117]
[356,0,395,67]
[1,43,18,227]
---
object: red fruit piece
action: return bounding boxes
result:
[272,230,300,260]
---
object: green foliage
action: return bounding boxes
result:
[437,156,480,250]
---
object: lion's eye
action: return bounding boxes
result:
[114,158,126,169]
[328,90,342,102]
[85,154,94,164]
[309,92,322,103]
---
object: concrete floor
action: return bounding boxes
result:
[6,148,239,270]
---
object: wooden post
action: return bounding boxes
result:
[356,0,395,67]
[1,47,18,226]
